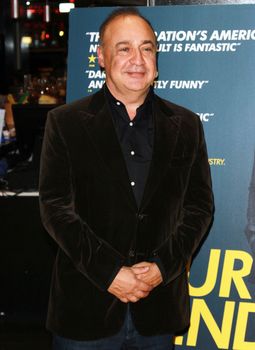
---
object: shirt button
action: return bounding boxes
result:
[116,101,121,106]
[130,151,135,156]
[129,122,133,126]
[137,214,144,221]
[131,181,135,187]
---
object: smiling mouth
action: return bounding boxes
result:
[126,72,145,77]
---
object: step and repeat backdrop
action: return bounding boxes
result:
[67,5,255,350]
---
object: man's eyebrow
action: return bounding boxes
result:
[141,40,156,46]
[116,41,130,47]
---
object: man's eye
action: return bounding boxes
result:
[119,47,129,52]
[143,46,153,52]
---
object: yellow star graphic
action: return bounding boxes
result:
[88,54,96,64]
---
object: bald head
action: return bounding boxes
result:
[99,7,157,47]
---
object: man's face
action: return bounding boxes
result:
[97,15,157,98]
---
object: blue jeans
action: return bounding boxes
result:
[52,309,173,349]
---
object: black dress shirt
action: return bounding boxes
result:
[105,85,154,207]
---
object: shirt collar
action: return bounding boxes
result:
[104,83,154,114]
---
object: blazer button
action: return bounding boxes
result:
[128,249,135,257]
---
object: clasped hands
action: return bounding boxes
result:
[108,262,163,303]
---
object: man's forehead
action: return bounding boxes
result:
[103,16,156,43]
[104,15,154,34]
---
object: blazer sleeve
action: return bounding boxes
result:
[39,109,125,291]
[151,118,214,285]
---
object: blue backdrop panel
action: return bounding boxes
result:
[67,5,255,349]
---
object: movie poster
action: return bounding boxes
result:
[67,5,255,349]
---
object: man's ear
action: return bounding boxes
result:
[97,46,105,68]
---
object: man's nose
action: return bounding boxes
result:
[129,48,145,65]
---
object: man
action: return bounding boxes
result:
[39,7,214,350]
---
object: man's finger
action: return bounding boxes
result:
[137,279,153,292]
[131,266,150,274]
[134,272,148,280]
[119,297,129,303]
[134,289,150,299]
[126,294,139,303]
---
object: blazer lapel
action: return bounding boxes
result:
[140,98,182,210]
[78,90,138,210]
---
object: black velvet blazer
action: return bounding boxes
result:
[39,88,214,340]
